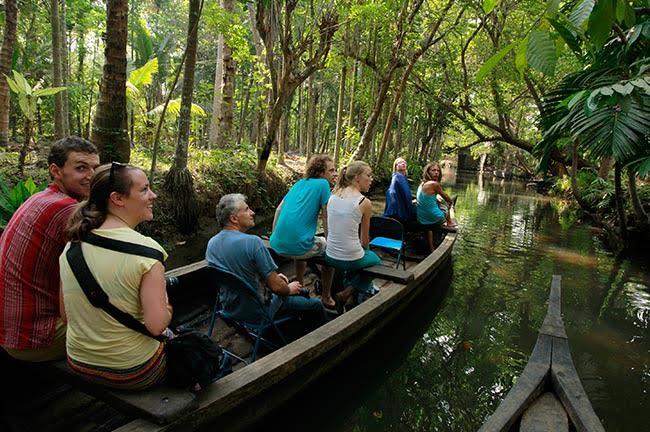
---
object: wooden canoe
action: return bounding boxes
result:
[477,275,605,432]
[114,230,456,431]
[2,227,456,431]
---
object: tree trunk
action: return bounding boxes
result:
[351,75,393,161]
[50,0,65,139]
[237,76,251,145]
[247,3,264,148]
[0,0,18,147]
[208,6,224,146]
[163,0,201,234]
[75,30,86,136]
[90,0,130,162]
[598,155,613,179]
[254,1,337,172]
[18,118,33,174]
[614,162,628,247]
[346,61,357,151]
[297,85,304,154]
[333,65,347,166]
[215,0,236,148]
[306,73,316,158]
[60,0,70,135]
[627,168,649,230]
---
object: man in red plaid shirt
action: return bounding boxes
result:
[0,136,99,362]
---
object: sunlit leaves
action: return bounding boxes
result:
[482,0,498,15]
[5,71,65,121]
[148,99,207,118]
[515,37,529,77]
[545,0,560,18]
[475,43,515,82]
[527,30,556,76]
[129,57,159,89]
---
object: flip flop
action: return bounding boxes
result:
[321,299,337,312]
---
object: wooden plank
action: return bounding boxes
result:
[50,361,198,425]
[477,334,553,432]
[539,275,567,339]
[550,336,605,432]
[520,392,568,432]
[260,238,414,284]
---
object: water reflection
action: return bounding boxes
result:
[345,171,649,431]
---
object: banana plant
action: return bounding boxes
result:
[4,70,66,173]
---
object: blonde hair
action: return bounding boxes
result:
[334,160,370,193]
[392,157,407,173]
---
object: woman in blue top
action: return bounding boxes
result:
[416,162,454,252]
[383,158,415,223]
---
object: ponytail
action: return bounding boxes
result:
[66,200,107,242]
[333,160,370,193]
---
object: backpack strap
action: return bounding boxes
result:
[84,232,164,262]
[358,196,367,205]
[66,242,165,342]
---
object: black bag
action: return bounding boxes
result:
[66,234,229,389]
[164,329,227,388]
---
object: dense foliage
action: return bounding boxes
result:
[0,0,647,247]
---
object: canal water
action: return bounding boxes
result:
[171,171,649,431]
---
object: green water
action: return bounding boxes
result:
[343,171,650,431]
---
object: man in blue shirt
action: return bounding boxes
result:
[206,194,326,326]
[269,155,337,310]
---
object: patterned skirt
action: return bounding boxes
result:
[67,343,166,390]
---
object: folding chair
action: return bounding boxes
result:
[206,266,292,361]
[369,215,406,269]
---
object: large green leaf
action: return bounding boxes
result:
[637,157,650,177]
[4,74,21,94]
[546,0,560,18]
[571,95,650,161]
[33,86,67,97]
[515,37,529,77]
[548,18,582,58]
[475,42,515,82]
[148,99,207,118]
[615,0,626,23]
[129,57,158,88]
[527,30,556,76]
[12,70,31,95]
[569,0,595,31]
[587,0,614,47]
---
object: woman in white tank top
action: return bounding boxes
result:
[325,161,381,308]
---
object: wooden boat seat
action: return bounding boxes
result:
[260,238,414,284]
[48,360,198,425]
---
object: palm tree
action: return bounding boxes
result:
[163,0,202,234]
[0,0,18,147]
[90,0,130,162]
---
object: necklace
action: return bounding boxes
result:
[107,213,132,228]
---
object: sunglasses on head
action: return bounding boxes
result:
[109,161,128,188]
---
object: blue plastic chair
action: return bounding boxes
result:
[369,215,406,269]
[206,266,291,361]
